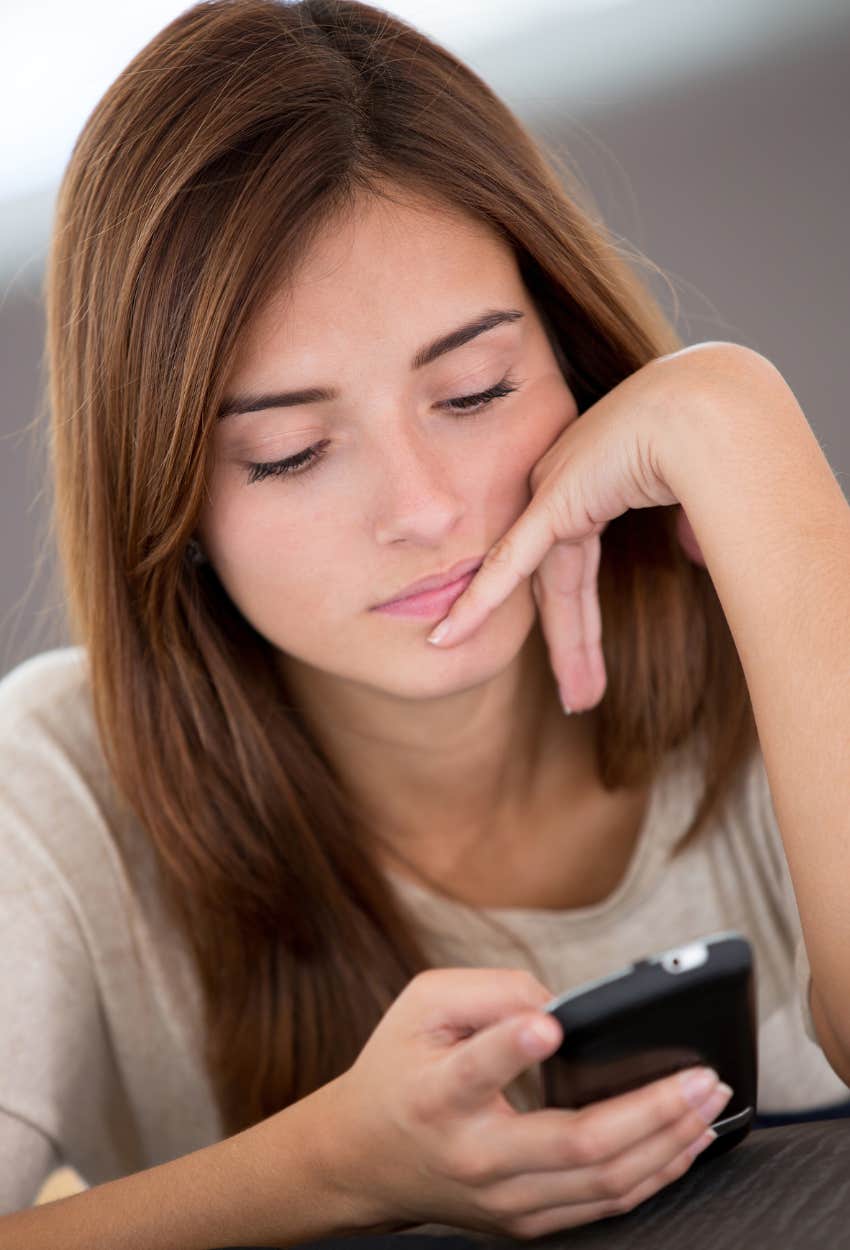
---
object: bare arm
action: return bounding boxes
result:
[661,350,850,1079]
[0,1077,373,1250]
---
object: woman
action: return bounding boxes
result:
[2,0,849,1242]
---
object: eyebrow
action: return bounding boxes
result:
[216,307,525,420]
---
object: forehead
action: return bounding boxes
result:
[235,189,523,369]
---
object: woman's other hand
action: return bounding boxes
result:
[425,342,761,713]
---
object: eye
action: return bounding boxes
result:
[441,373,520,413]
[243,372,522,484]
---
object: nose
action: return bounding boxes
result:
[370,424,465,546]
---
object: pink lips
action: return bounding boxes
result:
[373,562,483,618]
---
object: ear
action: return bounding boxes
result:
[675,505,707,567]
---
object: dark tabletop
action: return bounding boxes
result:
[214,1115,850,1250]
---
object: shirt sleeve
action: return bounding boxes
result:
[0,717,117,1214]
[793,929,818,1046]
[0,1110,62,1212]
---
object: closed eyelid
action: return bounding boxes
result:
[239,371,521,484]
[229,425,322,452]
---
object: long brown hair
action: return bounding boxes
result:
[43,0,756,1136]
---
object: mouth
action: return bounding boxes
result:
[372,560,483,618]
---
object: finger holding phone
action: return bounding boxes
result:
[325,966,733,1240]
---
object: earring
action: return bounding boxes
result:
[185,537,208,565]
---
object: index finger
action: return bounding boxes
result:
[483,1066,722,1176]
[426,498,557,648]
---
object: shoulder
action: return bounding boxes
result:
[0,646,116,835]
[0,643,90,718]
[0,645,92,746]
[0,645,115,796]
[0,646,132,891]
[729,741,784,863]
[708,736,801,926]
[668,731,787,892]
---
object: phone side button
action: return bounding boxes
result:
[711,1106,754,1137]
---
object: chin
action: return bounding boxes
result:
[375,603,538,697]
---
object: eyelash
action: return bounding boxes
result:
[243,372,522,484]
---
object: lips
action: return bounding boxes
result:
[375,556,484,608]
[373,567,481,618]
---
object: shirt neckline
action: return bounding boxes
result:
[383,735,703,930]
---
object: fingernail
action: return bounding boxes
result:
[695,1082,733,1125]
[520,1016,561,1054]
[427,619,451,646]
[559,688,573,715]
[686,1128,718,1160]
[678,1067,719,1108]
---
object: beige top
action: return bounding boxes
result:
[0,646,846,1227]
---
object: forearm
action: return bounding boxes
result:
[0,1077,368,1250]
[661,348,850,1076]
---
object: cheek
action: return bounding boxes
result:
[215,527,346,660]
[536,374,580,448]
[197,475,273,573]
[487,380,577,508]
[197,477,313,600]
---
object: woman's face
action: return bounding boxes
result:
[196,189,579,702]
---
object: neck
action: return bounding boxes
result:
[278,621,600,877]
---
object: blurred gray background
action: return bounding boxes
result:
[2,0,849,679]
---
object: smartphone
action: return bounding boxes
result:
[539,931,757,1164]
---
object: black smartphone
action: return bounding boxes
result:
[539,931,757,1164]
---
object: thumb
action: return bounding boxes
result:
[411,967,557,1046]
[442,1002,564,1117]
